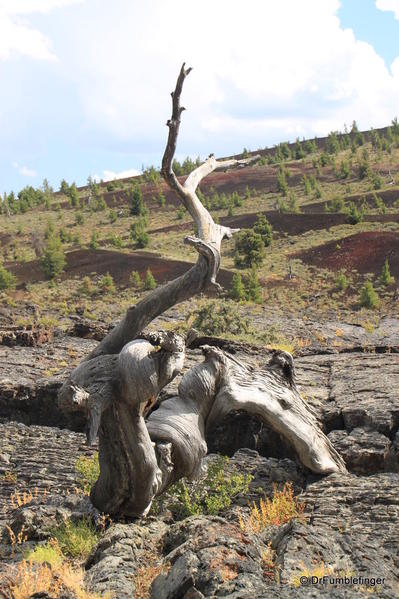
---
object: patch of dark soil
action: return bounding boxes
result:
[7,249,234,289]
[0,233,12,247]
[295,231,399,277]
[152,210,399,238]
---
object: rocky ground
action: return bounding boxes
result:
[0,313,398,598]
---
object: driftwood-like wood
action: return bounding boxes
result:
[59,64,346,518]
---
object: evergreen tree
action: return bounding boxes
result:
[144,269,156,290]
[335,271,348,291]
[60,179,70,195]
[253,214,273,246]
[234,230,266,268]
[380,259,394,286]
[230,273,246,301]
[245,267,262,303]
[68,183,80,208]
[359,281,379,309]
[0,264,17,291]
[130,270,141,288]
[99,272,116,293]
[90,231,99,249]
[40,233,66,279]
[130,219,149,248]
[129,185,145,216]
[276,167,288,196]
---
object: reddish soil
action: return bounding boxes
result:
[8,249,233,289]
[152,211,399,238]
[295,231,399,278]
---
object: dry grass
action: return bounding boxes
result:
[239,482,306,533]
[133,551,170,599]
[10,487,46,509]
[1,560,110,599]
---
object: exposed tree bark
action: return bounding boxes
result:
[58,64,346,519]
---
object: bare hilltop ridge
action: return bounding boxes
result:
[1,122,399,597]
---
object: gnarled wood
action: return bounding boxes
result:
[58,64,346,519]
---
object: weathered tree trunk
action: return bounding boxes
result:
[59,64,346,519]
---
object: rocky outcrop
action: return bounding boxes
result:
[1,322,399,598]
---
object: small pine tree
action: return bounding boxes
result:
[234,230,266,268]
[303,175,311,195]
[230,273,246,301]
[129,185,145,216]
[380,259,394,286]
[75,212,84,225]
[99,272,115,293]
[245,267,262,303]
[253,215,273,247]
[130,270,141,288]
[144,269,156,290]
[40,234,66,279]
[359,280,379,309]
[346,202,364,225]
[130,219,149,248]
[157,192,166,207]
[0,264,17,291]
[335,270,348,291]
[80,276,95,296]
[90,231,99,249]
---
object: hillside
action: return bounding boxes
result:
[1,123,399,337]
[1,124,399,598]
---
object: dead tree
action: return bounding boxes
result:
[58,64,346,519]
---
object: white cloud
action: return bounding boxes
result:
[376,0,399,19]
[60,0,399,154]
[12,161,37,177]
[0,0,84,61]
[93,168,140,183]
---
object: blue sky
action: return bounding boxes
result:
[1,0,399,196]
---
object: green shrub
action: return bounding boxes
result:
[335,271,348,291]
[130,270,141,288]
[40,234,66,279]
[253,214,273,247]
[245,267,262,303]
[346,202,364,225]
[359,281,379,309]
[230,273,246,301]
[24,540,63,566]
[153,456,252,520]
[80,276,95,296]
[90,231,99,249]
[0,265,17,291]
[99,272,115,293]
[192,301,249,335]
[276,167,288,196]
[108,233,123,248]
[109,209,117,223]
[130,219,149,248]
[325,196,345,213]
[75,453,100,494]
[234,230,265,268]
[380,259,394,286]
[75,212,84,225]
[129,185,145,216]
[52,519,98,560]
[144,269,156,290]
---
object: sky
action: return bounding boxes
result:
[1,0,399,195]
